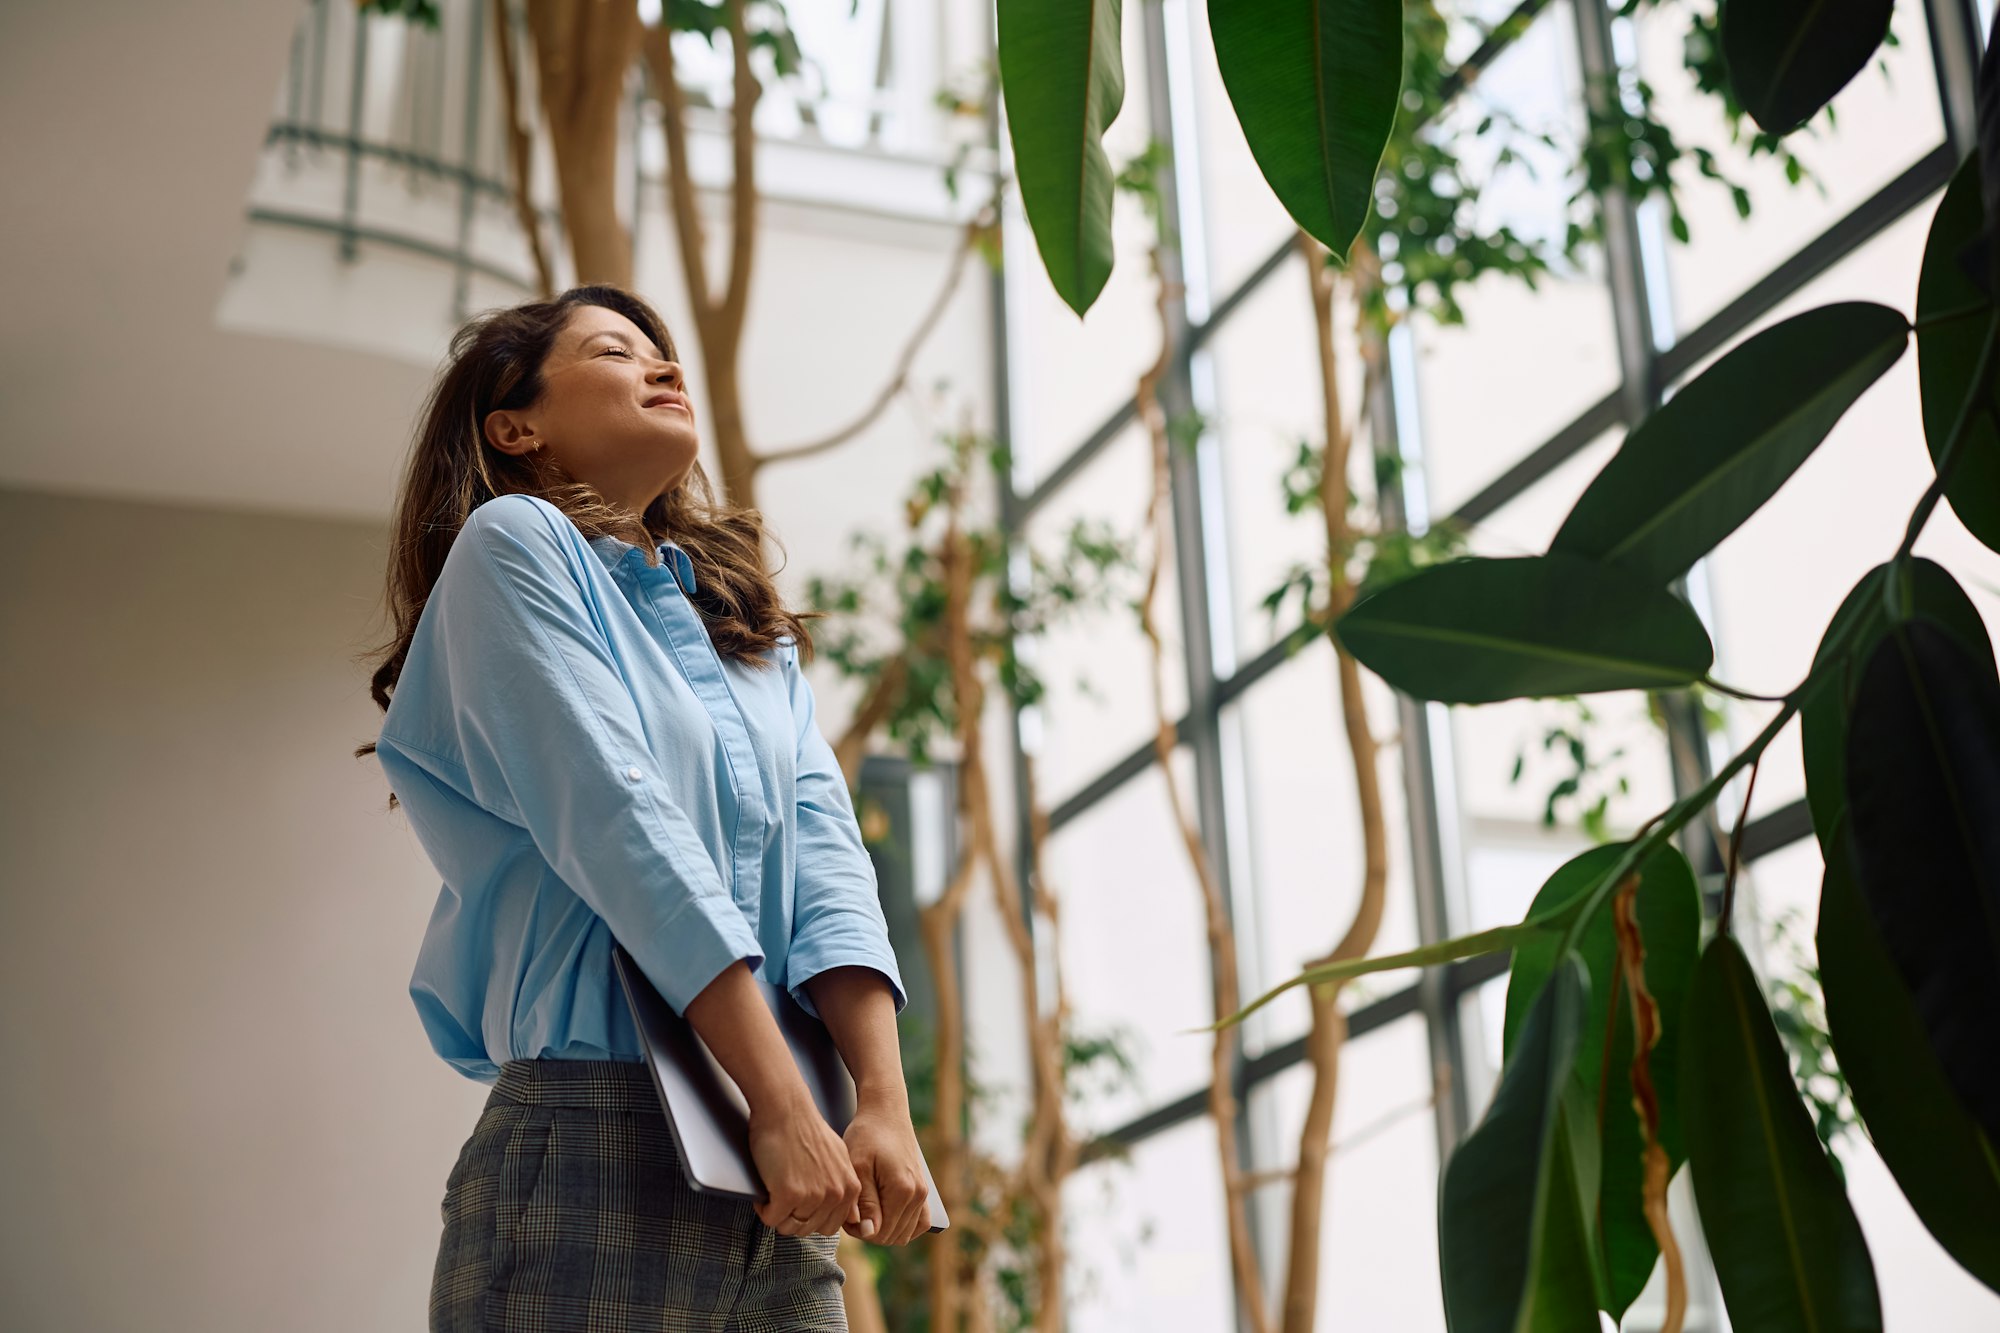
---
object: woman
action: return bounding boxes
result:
[356,284,929,1331]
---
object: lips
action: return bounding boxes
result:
[644,393,691,412]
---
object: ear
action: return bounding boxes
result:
[483,409,538,457]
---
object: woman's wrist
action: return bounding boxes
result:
[685,959,819,1119]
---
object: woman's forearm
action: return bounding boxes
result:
[684,959,816,1116]
[801,966,908,1109]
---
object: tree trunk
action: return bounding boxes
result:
[1130,244,1272,1333]
[1276,228,1392,1333]
[524,0,641,289]
[639,5,760,507]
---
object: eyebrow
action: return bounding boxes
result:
[582,330,664,361]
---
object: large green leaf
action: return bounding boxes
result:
[1206,0,1403,260]
[1683,933,1882,1332]
[1844,618,2000,1141]
[1551,303,1907,586]
[996,0,1125,316]
[1916,153,2000,554]
[1502,843,1699,1319]
[1719,0,1894,136]
[1800,559,1994,848]
[1819,825,2000,1294]
[1333,553,1714,704]
[1440,954,1600,1333]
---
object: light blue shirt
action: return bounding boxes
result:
[376,492,908,1083]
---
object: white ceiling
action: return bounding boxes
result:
[2,1,439,525]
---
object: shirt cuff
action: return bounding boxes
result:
[787,952,909,1021]
[637,893,768,1017]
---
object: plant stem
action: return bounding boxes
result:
[1716,748,1763,937]
[1701,675,1788,702]
[1556,567,1888,956]
[1570,312,2000,951]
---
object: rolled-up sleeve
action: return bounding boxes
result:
[376,495,764,1016]
[783,646,909,1021]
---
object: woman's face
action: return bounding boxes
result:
[483,304,698,515]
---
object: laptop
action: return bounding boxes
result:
[612,942,949,1234]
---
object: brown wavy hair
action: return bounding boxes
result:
[353,284,823,807]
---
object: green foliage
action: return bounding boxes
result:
[1365,1,1551,329]
[1916,154,2000,553]
[1550,302,1910,585]
[1439,954,1600,1331]
[995,0,1125,315]
[990,1,2000,1327]
[1259,429,1469,642]
[1716,0,1895,136]
[804,425,1138,765]
[1799,558,1993,849]
[870,1004,1143,1333]
[358,0,442,29]
[1759,906,1854,1167]
[1683,933,1883,1330]
[1502,844,1700,1319]
[1112,139,1176,251]
[934,60,1002,212]
[1207,0,1403,260]
[1505,697,1630,841]
[664,0,811,81]
[1334,552,1714,704]
[1819,827,2000,1290]
[1843,617,2000,1141]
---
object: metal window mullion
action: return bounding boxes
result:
[1360,299,1477,1157]
[1571,0,1722,878]
[1136,2,1267,1325]
[342,5,372,264]
[1924,0,1985,159]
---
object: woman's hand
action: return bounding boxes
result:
[747,1089,862,1237]
[841,1102,931,1245]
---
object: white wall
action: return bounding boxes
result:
[0,488,478,1329]
[0,7,1003,1327]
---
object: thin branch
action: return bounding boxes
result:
[1701,675,1788,703]
[721,0,760,344]
[759,198,997,467]
[490,0,554,298]
[641,22,714,314]
[1717,748,1763,937]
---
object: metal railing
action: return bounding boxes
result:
[250,0,933,324]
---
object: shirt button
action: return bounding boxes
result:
[625,766,644,781]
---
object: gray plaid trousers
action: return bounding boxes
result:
[431,1058,846,1331]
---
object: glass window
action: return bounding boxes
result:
[1021,421,1189,808]
[1048,747,1214,1136]
[1003,4,1177,492]
[1686,193,2000,824]
[1202,245,1387,664]
[1179,0,1312,298]
[1246,1017,1445,1331]
[1846,1128,2000,1328]
[1226,633,1422,1058]
[1632,0,1947,339]
[1441,444,1682,902]
[1407,1,1625,518]
[1064,1114,1235,1332]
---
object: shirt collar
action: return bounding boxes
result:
[589,533,698,593]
